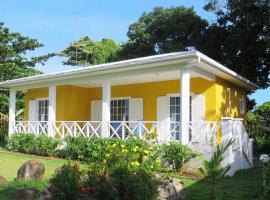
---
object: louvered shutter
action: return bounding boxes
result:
[157,96,170,142]
[192,94,205,122]
[91,100,102,121]
[191,94,205,143]
[29,100,37,121]
[129,98,143,121]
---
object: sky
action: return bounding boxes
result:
[0,0,269,105]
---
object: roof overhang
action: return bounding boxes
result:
[0,51,259,91]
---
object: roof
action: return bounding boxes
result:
[0,51,259,90]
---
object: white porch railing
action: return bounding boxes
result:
[12,121,181,141]
[188,121,220,148]
[231,120,254,165]
[12,120,222,144]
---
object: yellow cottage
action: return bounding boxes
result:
[0,51,258,175]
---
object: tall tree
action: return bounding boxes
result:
[0,22,51,114]
[120,6,208,59]
[202,0,270,89]
[61,37,121,66]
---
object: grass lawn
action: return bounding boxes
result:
[0,148,69,200]
[169,167,262,200]
[0,148,263,200]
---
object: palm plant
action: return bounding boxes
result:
[198,139,234,200]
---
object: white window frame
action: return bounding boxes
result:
[110,97,130,121]
[36,98,49,122]
[239,98,245,115]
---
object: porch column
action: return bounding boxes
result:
[180,69,190,144]
[48,85,56,137]
[102,80,111,137]
[8,89,16,136]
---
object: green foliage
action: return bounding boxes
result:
[60,136,161,172]
[0,22,54,115]
[161,142,198,172]
[198,139,234,200]
[0,128,8,146]
[7,134,60,156]
[202,0,270,89]
[247,101,270,153]
[50,163,81,200]
[84,164,158,200]
[61,36,121,66]
[260,162,270,199]
[120,6,208,59]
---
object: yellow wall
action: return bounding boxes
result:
[24,78,247,122]
[215,77,247,120]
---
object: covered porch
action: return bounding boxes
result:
[8,53,218,146]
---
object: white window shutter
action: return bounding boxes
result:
[192,94,205,122]
[29,100,37,121]
[91,100,102,121]
[129,98,143,121]
[157,96,170,142]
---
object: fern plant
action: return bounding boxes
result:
[198,139,234,200]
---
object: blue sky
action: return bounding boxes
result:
[0,0,269,105]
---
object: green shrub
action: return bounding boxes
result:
[7,133,60,156]
[110,164,158,200]
[34,135,60,156]
[7,133,35,153]
[161,141,197,172]
[0,128,8,145]
[84,164,158,200]
[50,163,81,200]
[247,101,270,154]
[60,137,161,172]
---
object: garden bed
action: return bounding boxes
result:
[0,149,262,200]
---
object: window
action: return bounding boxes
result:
[169,96,192,140]
[110,99,129,121]
[170,97,181,140]
[110,99,129,137]
[239,99,245,115]
[38,99,49,121]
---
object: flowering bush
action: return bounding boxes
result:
[60,137,161,172]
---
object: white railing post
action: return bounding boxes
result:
[48,85,56,137]
[8,89,16,136]
[180,69,190,145]
[102,80,111,137]
[221,117,234,163]
[249,138,254,166]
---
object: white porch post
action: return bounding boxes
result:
[180,69,190,144]
[8,89,16,136]
[102,80,111,137]
[48,85,56,137]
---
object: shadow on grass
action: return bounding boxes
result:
[182,167,262,200]
[0,180,47,200]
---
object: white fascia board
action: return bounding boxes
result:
[0,51,196,89]
[196,51,259,90]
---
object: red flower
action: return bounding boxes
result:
[79,185,86,193]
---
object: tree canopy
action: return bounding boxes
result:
[120,6,208,59]
[0,22,50,114]
[61,37,121,66]
[247,101,270,153]
[201,0,270,89]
